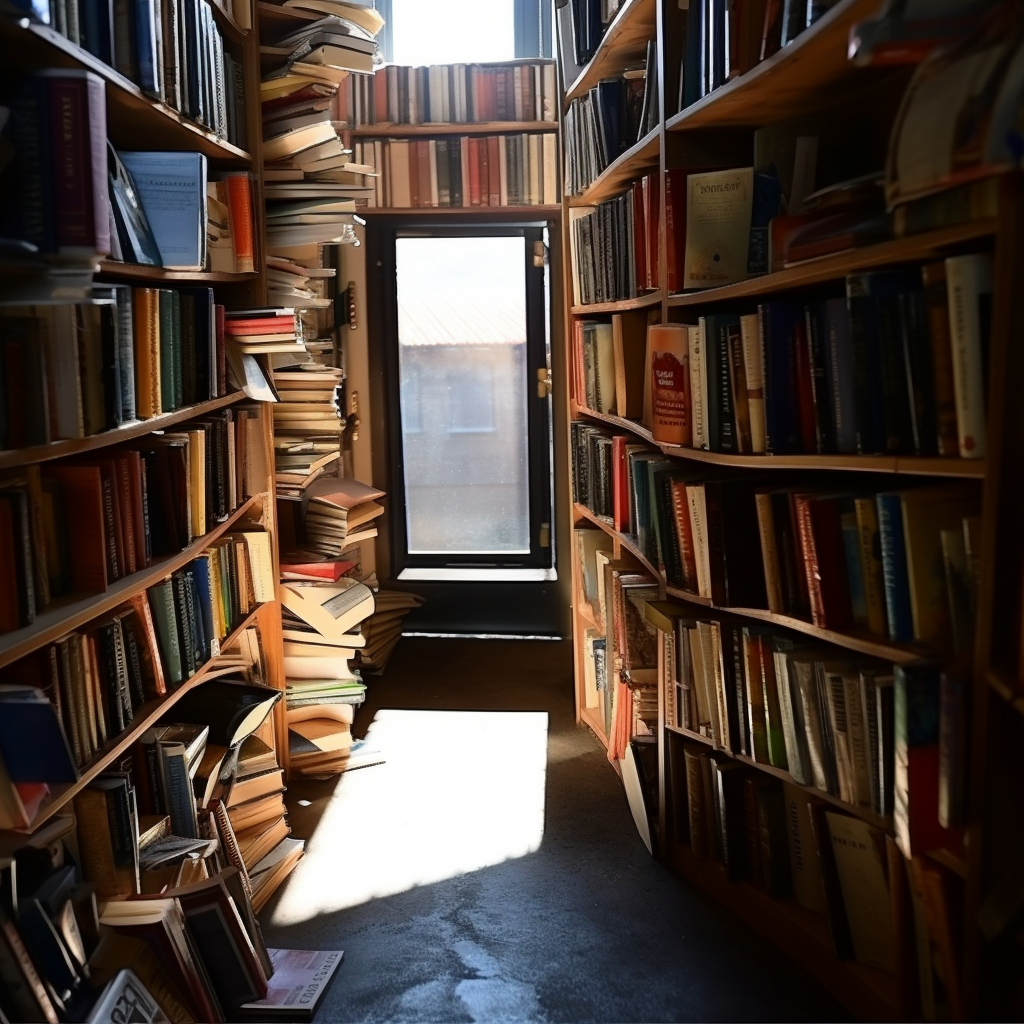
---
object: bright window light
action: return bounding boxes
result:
[390,0,515,65]
[268,710,548,925]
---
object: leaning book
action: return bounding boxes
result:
[239,948,345,1021]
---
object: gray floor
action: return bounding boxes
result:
[262,637,848,1023]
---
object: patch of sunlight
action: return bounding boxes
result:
[269,710,548,927]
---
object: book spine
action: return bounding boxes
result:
[921,262,960,458]
[945,253,992,459]
[876,493,913,643]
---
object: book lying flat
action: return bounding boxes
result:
[280,580,375,638]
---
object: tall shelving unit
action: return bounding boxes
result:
[0,0,290,839]
[557,0,1019,1018]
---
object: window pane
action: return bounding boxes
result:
[396,236,530,555]
[390,0,515,65]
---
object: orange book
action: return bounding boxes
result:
[487,135,500,206]
[224,174,255,273]
[132,287,161,418]
[41,465,108,594]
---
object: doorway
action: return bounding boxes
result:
[368,220,562,635]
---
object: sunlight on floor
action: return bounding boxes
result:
[269,710,549,927]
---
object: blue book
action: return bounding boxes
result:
[0,686,77,783]
[191,555,215,662]
[594,78,622,166]
[118,151,207,270]
[133,0,160,95]
[758,302,802,454]
[876,492,913,643]
[823,296,857,454]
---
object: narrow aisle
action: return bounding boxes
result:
[262,638,847,1023]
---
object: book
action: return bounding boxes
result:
[165,680,281,747]
[683,168,754,290]
[237,948,343,1022]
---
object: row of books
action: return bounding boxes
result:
[563,42,656,196]
[575,250,993,463]
[0,413,269,630]
[646,256,992,460]
[356,133,559,210]
[29,0,248,146]
[676,0,826,113]
[338,60,558,128]
[656,607,967,840]
[571,423,982,652]
[271,366,344,496]
[0,288,233,450]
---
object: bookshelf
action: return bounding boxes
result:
[0,0,300,1015]
[558,0,1019,1018]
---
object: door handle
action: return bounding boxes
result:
[536,367,552,398]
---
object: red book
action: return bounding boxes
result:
[280,558,358,582]
[793,494,853,629]
[670,479,699,593]
[0,500,19,633]
[44,69,110,255]
[487,136,500,205]
[224,321,294,336]
[467,138,482,205]
[373,67,387,123]
[522,66,535,122]
[408,140,422,207]
[791,314,817,452]
[611,435,630,534]
[665,169,688,294]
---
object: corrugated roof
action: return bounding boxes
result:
[398,294,526,346]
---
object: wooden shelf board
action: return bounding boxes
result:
[666,843,901,1020]
[349,121,558,137]
[564,0,657,105]
[362,206,561,217]
[1,18,252,164]
[571,290,661,315]
[98,261,260,283]
[571,406,986,477]
[666,220,998,308]
[572,503,667,584]
[257,1,320,22]
[0,392,246,470]
[665,0,887,132]
[665,724,713,746]
[20,606,264,833]
[569,126,660,208]
[0,492,264,669]
[207,0,248,41]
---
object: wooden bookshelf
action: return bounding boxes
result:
[0,18,253,164]
[19,603,266,833]
[556,0,1015,1015]
[569,125,660,208]
[564,0,657,104]
[665,219,999,308]
[664,0,888,133]
[0,392,247,470]
[363,206,561,218]
[0,492,267,669]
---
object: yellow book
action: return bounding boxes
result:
[187,429,206,540]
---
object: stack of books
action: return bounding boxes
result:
[299,477,386,558]
[357,589,424,675]
[271,367,346,497]
[266,254,338,310]
[280,575,376,777]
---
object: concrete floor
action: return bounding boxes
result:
[261,637,848,1023]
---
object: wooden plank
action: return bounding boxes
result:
[569,126,660,208]
[571,407,986,478]
[0,493,265,669]
[571,290,662,315]
[0,393,246,470]
[564,0,657,105]
[666,220,999,308]
[98,262,260,284]
[19,606,264,833]
[362,206,562,217]
[666,0,888,131]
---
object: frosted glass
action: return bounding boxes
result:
[396,236,530,555]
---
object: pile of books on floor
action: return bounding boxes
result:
[357,589,424,674]
[280,568,376,778]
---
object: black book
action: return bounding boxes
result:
[171,571,196,680]
[899,289,938,457]
[179,291,198,407]
[166,679,281,747]
[804,302,836,454]
[704,315,739,453]
[95,618,130,734]
[182,567,203,672]
[121,609,148,711]
[709,755,748,880]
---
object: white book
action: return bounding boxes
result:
[683,167,754,290]
[739,312,766,454]
[945,252,993,458]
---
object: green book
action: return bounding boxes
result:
[148,578,183,688]
[179,291,197,407]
